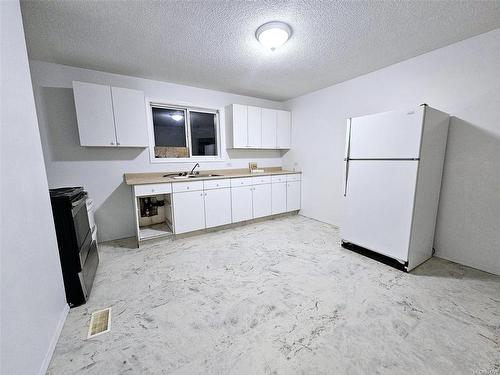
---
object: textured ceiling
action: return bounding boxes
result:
[20,0,500,101]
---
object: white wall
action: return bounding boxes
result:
[0,2,68,374]
[30,61,287,241]
[283,29,500,275]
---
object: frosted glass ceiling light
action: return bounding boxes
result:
[256,21,292,51]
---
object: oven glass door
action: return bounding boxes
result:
[71,195,91,250]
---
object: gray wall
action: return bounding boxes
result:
[0,2,68,374]
[283,28,500,275]
[30,61,286,242]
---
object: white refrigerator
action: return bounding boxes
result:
[341,105,449,271]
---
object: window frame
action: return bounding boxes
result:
[146,99,223,163]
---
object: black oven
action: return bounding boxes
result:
[50,187,99,307]
[71,193,91,251]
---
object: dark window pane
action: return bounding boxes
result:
[190,112,217,156]
[152,107,186,147]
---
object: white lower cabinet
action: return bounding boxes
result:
[231,186,253,223]
[272,182,287,214]
[169,174,300,235]
[204,188,232,228]
[252,184,272,218]
[286,181,301,211]
[173,191,205,234]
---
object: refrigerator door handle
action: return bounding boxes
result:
[343,118,352,196]
[343,158,349,196]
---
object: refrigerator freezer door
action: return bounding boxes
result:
[349,107,424,159]
[342,160,418,262]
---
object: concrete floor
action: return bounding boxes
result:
[47,215,500,375]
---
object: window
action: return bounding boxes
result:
[149,103,220,161]
[190,111,217,156]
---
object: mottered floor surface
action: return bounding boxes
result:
[47,215,500,375]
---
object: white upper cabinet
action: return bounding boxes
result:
[276,110,291,149]
[73,81,148,147]
[111,86,148,147]
[247,106,262,148]
[261,108,277,149]
[226,104,291,150]
[73,81,116,147]
[230,104,248,148]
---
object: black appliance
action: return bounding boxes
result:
[49,187,99,307]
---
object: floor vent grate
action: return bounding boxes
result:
[87,308,111,338]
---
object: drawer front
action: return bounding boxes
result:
[271,174,287,183]
[286,173,302,182]
[203,178,231,190]
[172,181,204,193]
[134,183,172,196]
[230,177,253,187]
[252,175,272,185]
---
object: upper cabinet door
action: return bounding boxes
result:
[349,107,424,159]
[73,81,117,147]
[261,108,277,149]
[231,104,248,148]
[247,106,262,148]
[111,87,148,147]
[276,110,291,149]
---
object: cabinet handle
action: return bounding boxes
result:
[117,142,120,146]
[200,193,203,196]
[110,141,115,145]
[187,186,190,190]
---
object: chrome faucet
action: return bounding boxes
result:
[189,163,200,175]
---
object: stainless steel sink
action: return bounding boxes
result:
[172,173,223,179]
[188,174,222,178]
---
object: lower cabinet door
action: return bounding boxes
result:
[204,188,232,228]
[173,191,205,234]
[252,184,272,218]
[231,186,253,223]
[286,181,301,211]
[272,182,287,214]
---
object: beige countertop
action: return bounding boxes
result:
[124,167,301,185]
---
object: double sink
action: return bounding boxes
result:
[164,173,222,180]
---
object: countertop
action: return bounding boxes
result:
[124,167,301,185]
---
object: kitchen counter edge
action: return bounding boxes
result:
[124,169,301,186]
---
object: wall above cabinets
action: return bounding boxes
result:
[225,104,291,150]
[72,81,148,147]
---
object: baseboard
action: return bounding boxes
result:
[434,252,500,276]
[38,304,69,375]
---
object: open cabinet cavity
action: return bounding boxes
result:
[135,193,173,243]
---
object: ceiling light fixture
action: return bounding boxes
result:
[256,21,292,51]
